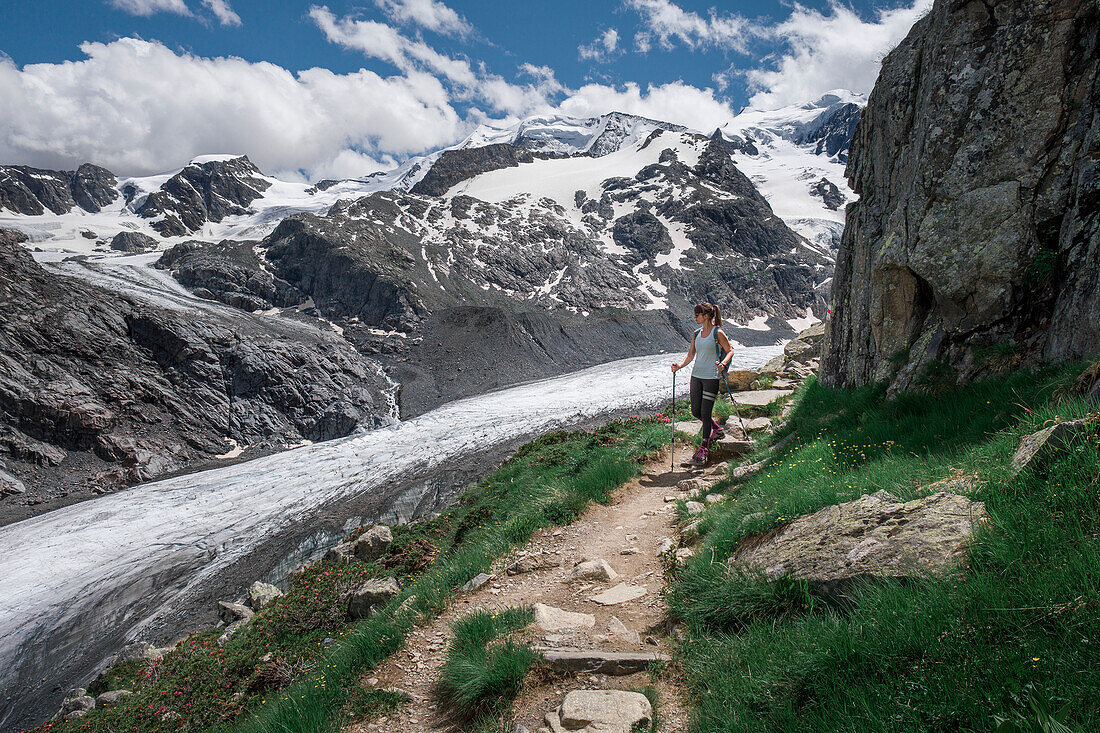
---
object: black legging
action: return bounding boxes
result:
[690,376,720,443]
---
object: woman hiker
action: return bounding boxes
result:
[671,302,734,465]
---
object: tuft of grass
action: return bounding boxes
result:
[632,684,661,732]
[436,607,537,721]
[671,363,1100,732]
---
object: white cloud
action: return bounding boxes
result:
[626,0,751,52]
[373,0,472,37]
[578,28,620,62]
[310,5,477,87]
[311,6,563,118]
[201,0,241,27]
[0,38,464,179]
[557,81,736,133]
[746,0,932,109]
[109,0,191,17]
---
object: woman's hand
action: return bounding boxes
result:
[671,363,681,373]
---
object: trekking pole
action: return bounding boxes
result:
[720,367,749,438]
[670,369,677,471]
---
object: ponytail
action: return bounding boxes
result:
[692,302,723,327]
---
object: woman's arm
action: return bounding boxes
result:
[671,340,696,372]
[716,330,734,370]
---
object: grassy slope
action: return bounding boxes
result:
[671,366,1100,732]
[44,417,670,733]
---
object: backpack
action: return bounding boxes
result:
[695,326,728,375]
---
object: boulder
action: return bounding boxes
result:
[114,642,166,664]
[217,601,254,624]
[96,689,132,709]
[348,577,400,619]
[745,417,772,432]
[462,572,494,591]
[52,689,95,721]
[1011,417,1097,474]
[731,489,986,584]
[0,467,26,497]
[547,690,652,733]
[724,369,759,390]
[534,603,595,632]
[324,540,357,564]
[507,553,561,576]
[109,231,159,253]
[731,388,793,406]
[248,581,283,610]
[354,524,394,562]
[656,537,674,555]
[608,616,641,645]
[217,618,248,647]
[569,559,618,583]
[684,501,704,516]
[589,583,647,606]
[704,494,722,505]
[759,354,786,376]
[709,436,755,460]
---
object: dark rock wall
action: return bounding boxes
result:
[0,163,117,215]
[822,0,1100,392]
[410,143,535,197]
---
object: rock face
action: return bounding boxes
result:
[823,0,1100,392]
[0,232,392,520]
[731,489,986,584]
[809,177,845,211]
[0,163,117,215]
[410,143,535,196]
[135,156,271,237]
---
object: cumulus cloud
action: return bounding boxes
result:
[109,0,191,17]
[311,6,564,118]
[373,0,472,37]
[557,81,736,133]
[310,5,477,87]
[201,0,241,27]
[626,0,752,52]
[0,38,464,178]
[746,0,932,109]
[578,28,620,63]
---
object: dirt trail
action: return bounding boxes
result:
[347,444,719,733]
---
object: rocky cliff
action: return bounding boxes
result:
[0,230,393,523]
[822,0,1100,391]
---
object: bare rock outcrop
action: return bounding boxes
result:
[730,489,986,585]
[823,0,1100,392]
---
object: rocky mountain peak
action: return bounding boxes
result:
[135,154,272,237]
[0,163,118,216]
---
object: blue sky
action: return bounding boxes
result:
[0,0,931,179]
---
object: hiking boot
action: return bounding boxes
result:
[692,446,708,465]
[710,423,726,441]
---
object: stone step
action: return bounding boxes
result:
[533,648,671,675]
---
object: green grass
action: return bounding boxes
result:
[48,416,671,733]
[436,607,537,722]
[670,364,1100,732]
